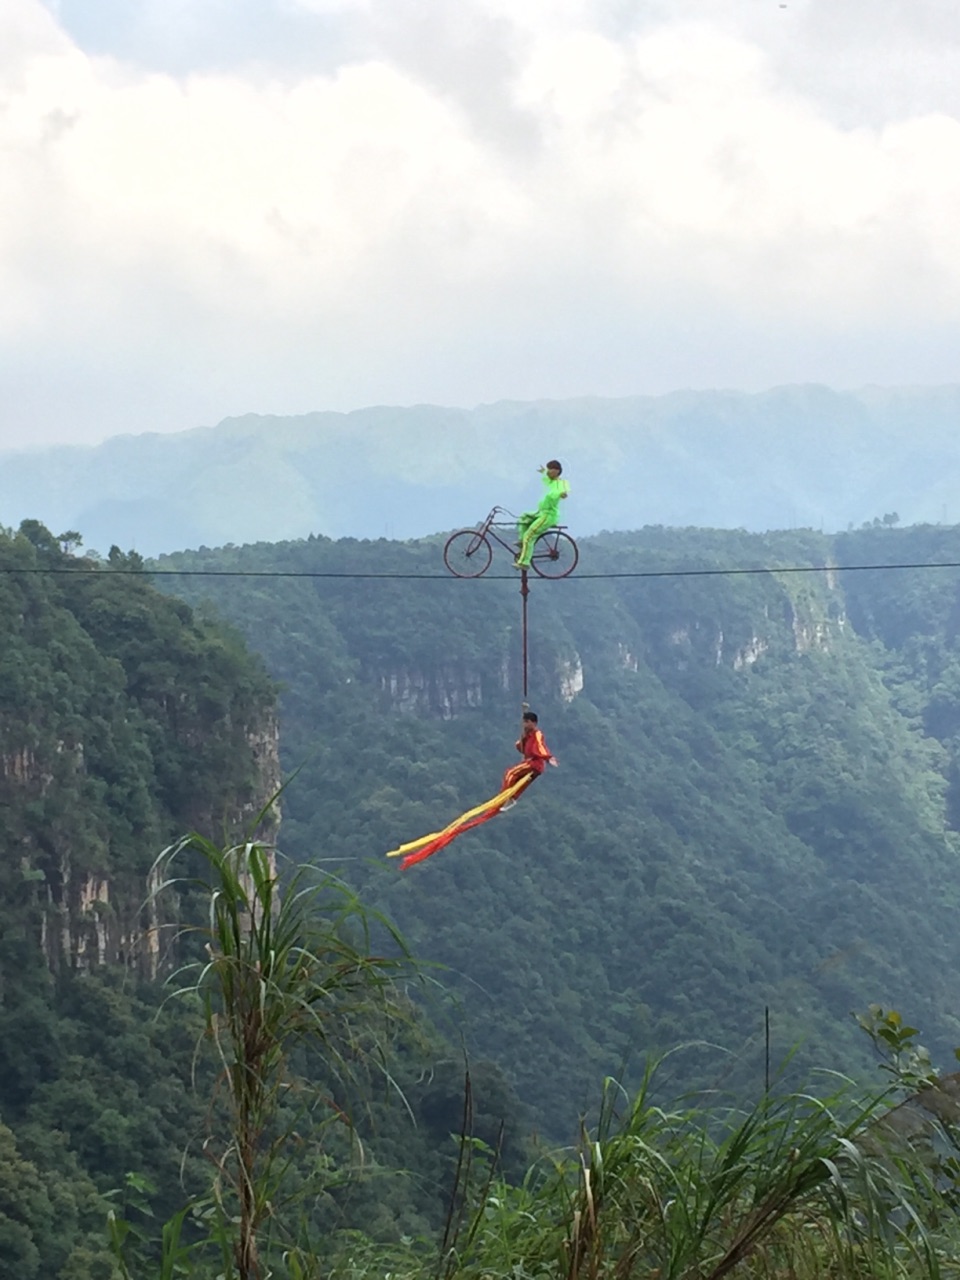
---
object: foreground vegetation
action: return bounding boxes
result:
[111,839,960,1280]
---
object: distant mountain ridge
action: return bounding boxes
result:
[3,383,960,555]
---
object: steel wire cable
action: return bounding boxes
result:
[2,559,960,581]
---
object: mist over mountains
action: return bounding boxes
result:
[5,383,960,556]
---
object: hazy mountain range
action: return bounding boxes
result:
[4,383,960,556]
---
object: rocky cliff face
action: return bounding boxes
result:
[376,661,507,718]
[373,651,587,716]
[366,568,843,720]
[8,706,282,979]
[632,569,847,681]
[0,525,280,978]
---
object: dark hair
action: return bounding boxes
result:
[546,460,562,474]
[523,711,539,723]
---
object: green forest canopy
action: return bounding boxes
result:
[0,520,277,1276]
[157,522,960,1137]
[5,516,960,1272]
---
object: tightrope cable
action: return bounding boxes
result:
[3,560,960,581]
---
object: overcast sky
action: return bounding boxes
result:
[4,0,960,449]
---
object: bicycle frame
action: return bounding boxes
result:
[443,506,578,578]
[478,507,524,557]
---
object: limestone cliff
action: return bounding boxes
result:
[0,522,279,978]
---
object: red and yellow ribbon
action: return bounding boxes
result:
[386,772,537,869]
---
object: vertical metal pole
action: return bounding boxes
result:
[520,569,530,703]
[764,1006,770,1096]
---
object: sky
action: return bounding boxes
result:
[3,0,960,449]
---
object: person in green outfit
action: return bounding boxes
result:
[514,460,569,568]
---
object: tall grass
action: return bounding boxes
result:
[424,1055,960,1280]
[113,833,415,1280]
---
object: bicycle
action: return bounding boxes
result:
[443,507,579,579]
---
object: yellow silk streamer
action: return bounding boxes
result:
[385,774,533,858]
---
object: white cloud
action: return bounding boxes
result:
[283,0,369,12]
[4,0,960,448]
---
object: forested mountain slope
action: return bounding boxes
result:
[0,521,278,1276]
[4,383,960,554]
[159,523,960,1138]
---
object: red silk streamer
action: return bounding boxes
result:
[395,773,537,870]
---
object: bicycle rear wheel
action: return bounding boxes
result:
[531,531,578,578]
[443,530,493,578]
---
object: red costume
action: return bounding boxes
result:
[502,725,555,789]
[386,718,557,870]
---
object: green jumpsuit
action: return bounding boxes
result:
[516,474,569,567]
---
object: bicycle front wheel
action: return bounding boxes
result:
[443,530,493,578]
[531,531,579,578]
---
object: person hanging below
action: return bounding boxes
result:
[385,711,558,869]
[500,710,558,801]
[514,460,569,569]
